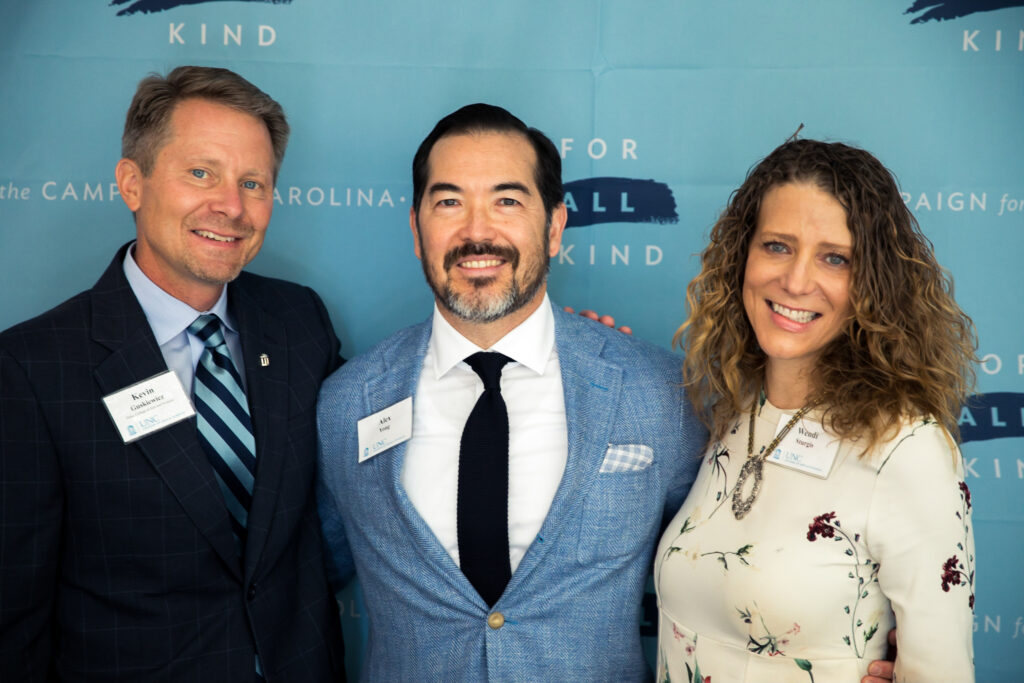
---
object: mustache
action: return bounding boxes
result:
[442,242,520,271]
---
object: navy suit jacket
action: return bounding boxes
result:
[0,244,345,682]
[317,303,705,682]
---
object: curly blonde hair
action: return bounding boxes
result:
[675,139,976,453]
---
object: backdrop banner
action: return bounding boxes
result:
[2,2,1021,680]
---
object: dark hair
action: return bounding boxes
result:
[122,65,289,182]
[411,103,563,215]
[676,138,976,452]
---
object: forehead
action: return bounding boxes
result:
[161,98,273,164]
[756,182,851,242]
[426,131,538,188]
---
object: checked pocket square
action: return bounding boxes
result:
[599,444,654,473]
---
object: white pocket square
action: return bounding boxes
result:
[600,444,654,473]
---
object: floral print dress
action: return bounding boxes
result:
[654,398,975,682]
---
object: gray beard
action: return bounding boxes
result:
[437,269,544,324]
[417,226,551,324]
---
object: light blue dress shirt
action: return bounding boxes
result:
[122,244,246,393]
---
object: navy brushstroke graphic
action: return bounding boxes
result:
[564,177,678,229]
[959,393,1024,444]
[111,0,291,17]
[905,1,1024,23]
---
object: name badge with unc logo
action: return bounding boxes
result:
[102,370,196,443]
[357,397,412,463]
[766,415,840,478]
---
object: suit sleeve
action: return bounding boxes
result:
[0,350,61,681]
[315,463,356,592]
[663,372,707,524]
[307,286,345,372]
[315,381,356,591]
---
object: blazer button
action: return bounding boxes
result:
[487,612,505,630]
[247,584,257,601]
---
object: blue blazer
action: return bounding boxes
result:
[0,244,345,682]
[317,302,704,682]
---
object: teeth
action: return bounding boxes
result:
[194,230,236,242]
[461,259,502,269]
[771,301,818,323]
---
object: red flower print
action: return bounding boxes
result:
[807,512,837,541]
[941,555,962,591]
[958,481,971,510]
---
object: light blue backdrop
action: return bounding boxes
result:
[2,2,1021,680]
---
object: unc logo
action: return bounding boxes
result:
[111,0,292,17]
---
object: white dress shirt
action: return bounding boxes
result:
[123,243,245,393]
[401,295,569,574]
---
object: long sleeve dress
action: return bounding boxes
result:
[654,397,975,683]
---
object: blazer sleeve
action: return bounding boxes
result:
[315,374,357,592]
[663,374,707,524]
[0,349,61,681]
[309,286,345,372]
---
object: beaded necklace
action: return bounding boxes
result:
[731,395,815,520]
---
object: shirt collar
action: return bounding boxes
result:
[428,293,555,379]
[123,242,236,345]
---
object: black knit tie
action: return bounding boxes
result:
[457,351,513,606]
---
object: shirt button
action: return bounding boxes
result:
[487,612,505,630]
[247,584,257,601]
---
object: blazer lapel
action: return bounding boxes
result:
[229,285,289,580]
[504,305,623,591]
[90,248,240,578]
[364,320,478,597]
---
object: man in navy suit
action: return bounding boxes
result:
[0,66,344,681]
[316,103,705,681]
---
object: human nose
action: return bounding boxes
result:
[781,254,816,295]
[209,181,244,219]
[458,201,498,243]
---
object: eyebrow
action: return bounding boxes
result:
[426,181,533,196]
[759,231,851,251]
[427,182,461,195]
[494,182,531,195]
[187,157,271,180]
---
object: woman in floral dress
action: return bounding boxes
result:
[656,139,976,682]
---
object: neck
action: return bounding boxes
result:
[132,245,224,311]
[439,289,546,349]
[763,360,814,410]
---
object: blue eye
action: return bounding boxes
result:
[765,241,787,253]
[242,180,260,190]
[825,253,850,266]
[190,169,207,179]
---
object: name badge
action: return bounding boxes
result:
[766,414,839,478]
[102,370,196,443]
[357,396,413,463]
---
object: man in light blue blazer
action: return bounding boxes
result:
[316,104,705,682]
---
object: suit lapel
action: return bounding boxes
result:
[504,305,623,591]
[364,320,477,594]
[230,286,289,580]
[90,247,240,578]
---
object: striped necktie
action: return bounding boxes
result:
[188,314,257,553]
